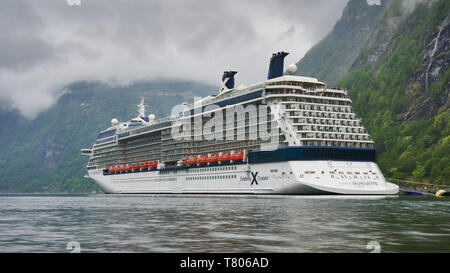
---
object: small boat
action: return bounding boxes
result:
[219,153,231,163]
[209,155,219,164]
[199,156,208,165]
[231,152,243,162]
[182,157,189,165]
[144,161,150,169]
[435,189,450,197]
[150,161,158,169]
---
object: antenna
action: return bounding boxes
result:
[137,97,146,117]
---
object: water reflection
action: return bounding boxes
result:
[0,194,449,252]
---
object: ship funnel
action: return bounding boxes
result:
[220,71,237,91]
[267,51,289,80]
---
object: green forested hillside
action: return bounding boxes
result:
[0,80,216,192]
[338,0,450,184]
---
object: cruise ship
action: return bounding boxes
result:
[82,52,399,195]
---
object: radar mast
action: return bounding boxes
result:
[138,97,146,117]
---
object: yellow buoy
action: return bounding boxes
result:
[435,189,447,197]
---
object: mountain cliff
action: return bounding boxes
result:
[338,0,449,184]
[294,0,449,184]
[293,0,391,85]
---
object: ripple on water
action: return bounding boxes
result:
[0,194,449,252]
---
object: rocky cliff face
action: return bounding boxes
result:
[338,0,449,183]
[349,0,449,122]
[402,13,449,121]
[294,0,391,85]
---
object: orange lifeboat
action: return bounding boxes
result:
[231,152,243,162]
[150,161,157,169]
[144,161,150,170]
[182,157,189,165]
[108,167,114,173]
[206,156,213,164]
[223,153,231,162]
[191,157,199,166]
[209,155,219,164]
[218,154,225,163]
[199,156,208,165]
[187,157,195,166]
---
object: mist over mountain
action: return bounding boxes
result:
[0,80,216,192]
[0,0,348,118]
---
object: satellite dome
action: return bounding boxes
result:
[111,118,119,125]
[287,63,297,74]
[148,114,156,121]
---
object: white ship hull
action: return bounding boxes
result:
[87,160,398,195]
[83,52,400,196]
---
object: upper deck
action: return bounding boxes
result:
[94,74,356,149]
[86,51,374,170]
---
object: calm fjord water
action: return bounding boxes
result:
[0,194,449,253]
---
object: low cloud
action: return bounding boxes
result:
[0,0,348,118]
[401,0,429,14]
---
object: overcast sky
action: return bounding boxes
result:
[0,0,349,118]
